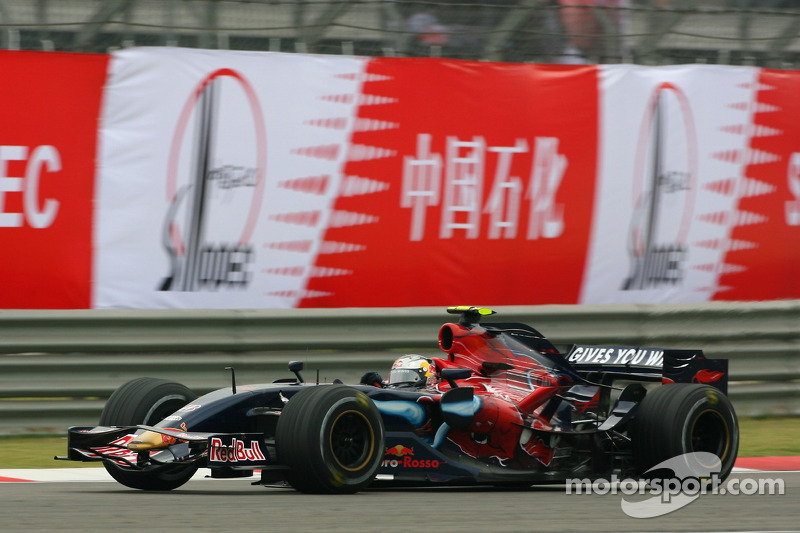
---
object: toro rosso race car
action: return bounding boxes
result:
[57,306,739,493]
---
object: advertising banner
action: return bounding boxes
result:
[581,65,758,304]
[580,65,800,304]
[94,48,599,308]
[6,47,797,309]
[299,58,599,307]
[712,68,800,301]
[95,49,369,308]
[0,51,108,308]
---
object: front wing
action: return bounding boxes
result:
[60,426,270,470]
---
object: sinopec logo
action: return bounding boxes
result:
[160,68,266,292]
[623,82,697,291]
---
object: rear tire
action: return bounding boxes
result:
[276,385,384,494]
[631,384,738,481]
[99,377,199,491]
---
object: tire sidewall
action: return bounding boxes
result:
[98,378,199,491]
[316,393,384,488]
[277,385,385,493]
[676,388,739,478]
[100,378,197,427]
[632,384,739,480]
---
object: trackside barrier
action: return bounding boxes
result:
[0,302,798,434]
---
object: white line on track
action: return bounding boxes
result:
[0,466,789,483]
[0,468,229,483]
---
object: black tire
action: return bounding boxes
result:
[98,377,199,491]
[276,385,385,494]
[631,384,739,481]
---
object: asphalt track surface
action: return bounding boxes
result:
[1,470,797,532]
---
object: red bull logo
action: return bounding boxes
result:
[385,444,414,457]
[209,437,266,464]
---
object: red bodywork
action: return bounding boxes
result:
[429,322,575,464]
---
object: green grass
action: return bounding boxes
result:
[737,416,800,457]
[0,417,798,469]
[0,436,102,469]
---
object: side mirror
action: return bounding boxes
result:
[288,361,304,383]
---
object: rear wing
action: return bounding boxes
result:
[563,345,728,394]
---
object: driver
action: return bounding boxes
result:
[360,354,438,389]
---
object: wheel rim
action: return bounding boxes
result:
[329,410,375,472]
[690,409,730,464]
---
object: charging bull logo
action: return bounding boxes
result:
[160,68,267,292]
[385,444,414,457]
[623,82,697,291]
[442,393,557,466]
[447,396,524,462]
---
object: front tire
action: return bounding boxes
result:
[99,377,199,491]
[631,384,738,481]
[276,385,385,494]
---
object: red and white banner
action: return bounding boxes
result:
[93,49,800,308]
[93,49,598,308]
[713,69,800,301]
[4,47,800,309]
[0,51,108,308]
[300,58,599,307]
[582,65,800,303]
[96,49,382,308]
[583,65,758,303]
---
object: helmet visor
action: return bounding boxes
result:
[389,368,422,385]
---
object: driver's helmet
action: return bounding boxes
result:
[389,355,437,388]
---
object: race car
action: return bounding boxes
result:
[57,306,739,493]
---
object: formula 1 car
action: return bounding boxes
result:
[57,306,739,493]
